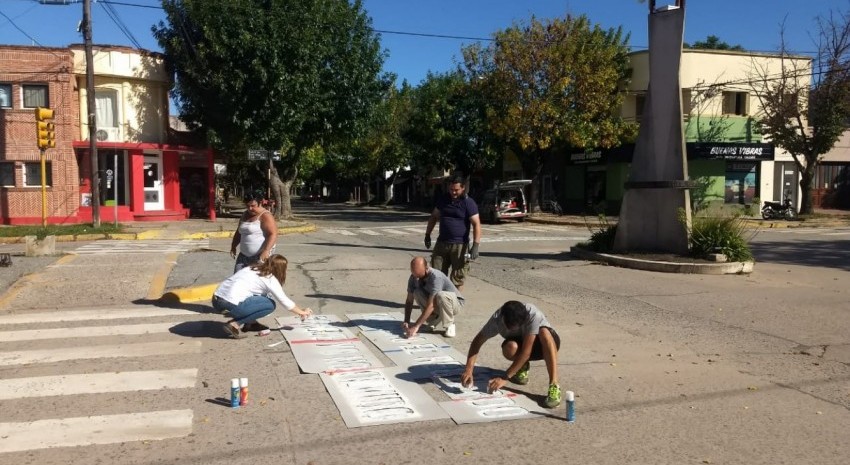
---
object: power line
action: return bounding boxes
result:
[99,0,143,48]
[0,7,47,46]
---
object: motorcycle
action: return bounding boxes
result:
[762,197,796,220]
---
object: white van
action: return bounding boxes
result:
[477,179,532,224]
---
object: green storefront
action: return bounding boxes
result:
[561,142,774,214]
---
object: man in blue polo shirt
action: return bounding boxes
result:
[424,177,482,290]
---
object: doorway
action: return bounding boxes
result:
[143,154,164,211]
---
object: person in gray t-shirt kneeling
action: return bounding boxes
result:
[460,300,563,408]
[403,256,464,338]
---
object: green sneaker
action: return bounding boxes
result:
[509,361,530,385]
[545,383,562,409]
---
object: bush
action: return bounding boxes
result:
[687,213,754,262]
[581,214,617,252]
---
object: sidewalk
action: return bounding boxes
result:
[0,217,315,244]
[526,208,850,229]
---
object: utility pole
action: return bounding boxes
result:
[83,0,100,226]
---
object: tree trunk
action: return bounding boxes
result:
[269,162,298,220]
[383,169,398,206]
[520,148,545,213]
[799,166,815,215]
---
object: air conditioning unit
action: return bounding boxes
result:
[95,127,121,142]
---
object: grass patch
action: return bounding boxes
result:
[580,214,618,252]
[0,223,124,239]
[685,210,755,262]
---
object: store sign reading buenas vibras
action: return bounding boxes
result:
[570,151,602,164]
[695,143,773,161]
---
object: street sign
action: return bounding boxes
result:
[247,149,268,161]
[247,149,282,161]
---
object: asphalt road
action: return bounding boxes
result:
[0,203,847,465]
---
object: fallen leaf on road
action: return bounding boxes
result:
[747,386,758,391]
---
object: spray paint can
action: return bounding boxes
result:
[565,390,576,422]
[239,377,249,406]
[230,378,241,408]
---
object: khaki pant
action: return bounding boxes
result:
[413,289,462,328]
[431,241,469,286]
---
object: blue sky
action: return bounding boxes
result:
[0,0,844,87]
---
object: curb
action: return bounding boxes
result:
[182,223,316,240]
[570,247,754,275]
[0,223,317,244]
[160,283,217,304]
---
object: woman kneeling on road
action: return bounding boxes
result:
[212,254,312,338]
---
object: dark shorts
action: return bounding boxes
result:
[501,326,560,360]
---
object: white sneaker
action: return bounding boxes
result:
[444,323,456,338]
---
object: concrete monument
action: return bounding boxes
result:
[613,1,692,254]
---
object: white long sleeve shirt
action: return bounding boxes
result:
[214,267,295,310]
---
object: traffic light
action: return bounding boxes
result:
[35,107,56,150]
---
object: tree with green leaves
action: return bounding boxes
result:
[463,15,635,211]
[686,35,745,51]
[406,71,499,186]
[750,9,850,214]
[346,82,415,204]
[153,0,387,218]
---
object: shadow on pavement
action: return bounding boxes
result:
[481,250,583,262]
[750,239,850,271]
[309,242,425,254]
[306,293,403,309]
[132,297,216,313]
[169,320,233,339]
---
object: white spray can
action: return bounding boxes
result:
[565,390,575,422]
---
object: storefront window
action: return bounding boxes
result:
[725,162,757,204]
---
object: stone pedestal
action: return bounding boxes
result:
[25,235,56,257]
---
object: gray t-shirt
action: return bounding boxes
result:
[407,268,464,303]
[480,302,551,340]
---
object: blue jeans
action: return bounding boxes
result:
[212,295,276,325]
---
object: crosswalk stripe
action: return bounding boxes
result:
[0,308,196,325]
[358,229,382,235]
[402,227,423,234]
[383,229,408,235]
[822,231,850,236]
[0,410,194,453]
[511,226,549,232]
[481,236,588,243]
[0,369,198,400]
[484,227,506,232]
[0,340,202,367]
[0,322,176,342]
[324,229,356,236]
[73,240,207,254]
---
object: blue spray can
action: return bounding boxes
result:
[230,378,241,408]
[565,390,575,422]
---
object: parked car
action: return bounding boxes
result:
[478,179,531,224]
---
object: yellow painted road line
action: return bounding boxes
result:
[0,369,197,400]
[0,410,194,453]
[147,251,179,300]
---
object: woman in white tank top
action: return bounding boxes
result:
[230,193,278,272]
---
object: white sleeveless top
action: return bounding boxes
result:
[238,211,267,256]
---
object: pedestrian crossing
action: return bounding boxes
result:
[0,306,202,454]
[760,228,850,236]
[321,224,586,238]
[73,239,208,255]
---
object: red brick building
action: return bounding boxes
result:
[1,44,214,224]
[0,45,79,224]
